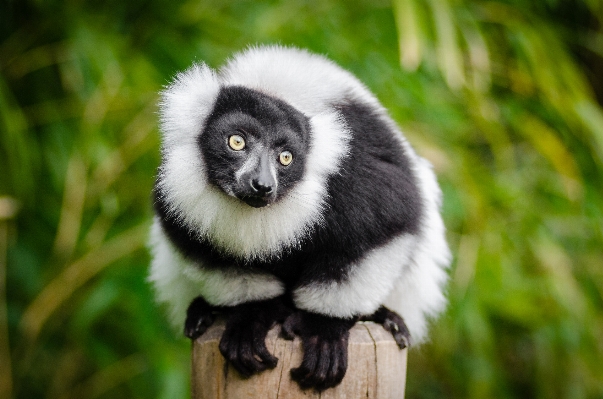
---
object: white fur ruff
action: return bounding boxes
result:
[157,48,355,260]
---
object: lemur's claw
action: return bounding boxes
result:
[184,296,215,340]
[361,306,412,349]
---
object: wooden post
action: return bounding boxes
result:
[192,320,407,399]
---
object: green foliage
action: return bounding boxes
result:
[1,0,602,398]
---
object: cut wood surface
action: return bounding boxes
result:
[192,319,407,399]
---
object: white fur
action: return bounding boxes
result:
[151,45,451,343]
[219,46,382,114]
[148,218,285,330]
[382,151,451,343]
[293,234,418,318]
[159,64,221,151]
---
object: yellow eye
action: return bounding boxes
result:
[279,151,293,166]
[228,135,245,151]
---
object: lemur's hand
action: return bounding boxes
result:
[219,296,292,377]
[361,306,412,349]
[184,296,216,340]
[289,311,357,391]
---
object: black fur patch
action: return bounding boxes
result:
[154,93,422,289]
[296,99,422,285]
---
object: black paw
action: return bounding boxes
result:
[184,296,216,340]
[218,298,290,377]
[219,317,278,377]
[362,306,411,349]
[289,312,356,391]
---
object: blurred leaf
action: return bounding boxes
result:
[427,0,466,89]
[574,100,603,162]
[393,0,423,71]
[19,223,149,345]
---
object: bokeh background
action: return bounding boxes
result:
[1,0,603,398]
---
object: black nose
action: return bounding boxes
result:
[251,178,273,195]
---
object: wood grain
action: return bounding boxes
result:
[192,320,407,398]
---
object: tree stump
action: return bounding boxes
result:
[192,319,407,399]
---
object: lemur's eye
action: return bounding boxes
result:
[279,151,293,166]
[228,135,245,151]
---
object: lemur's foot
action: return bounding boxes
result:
[184,296,216,340]
[219,296,291,377]
[219,313,278,376]
[288,311,356,391]
[361,306,411,349]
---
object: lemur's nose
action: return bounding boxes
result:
[249,152,275,195]
[251,178,273,194]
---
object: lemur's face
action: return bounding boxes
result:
[200,86,310,208]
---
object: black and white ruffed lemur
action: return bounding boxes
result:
[149,45,450,391]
